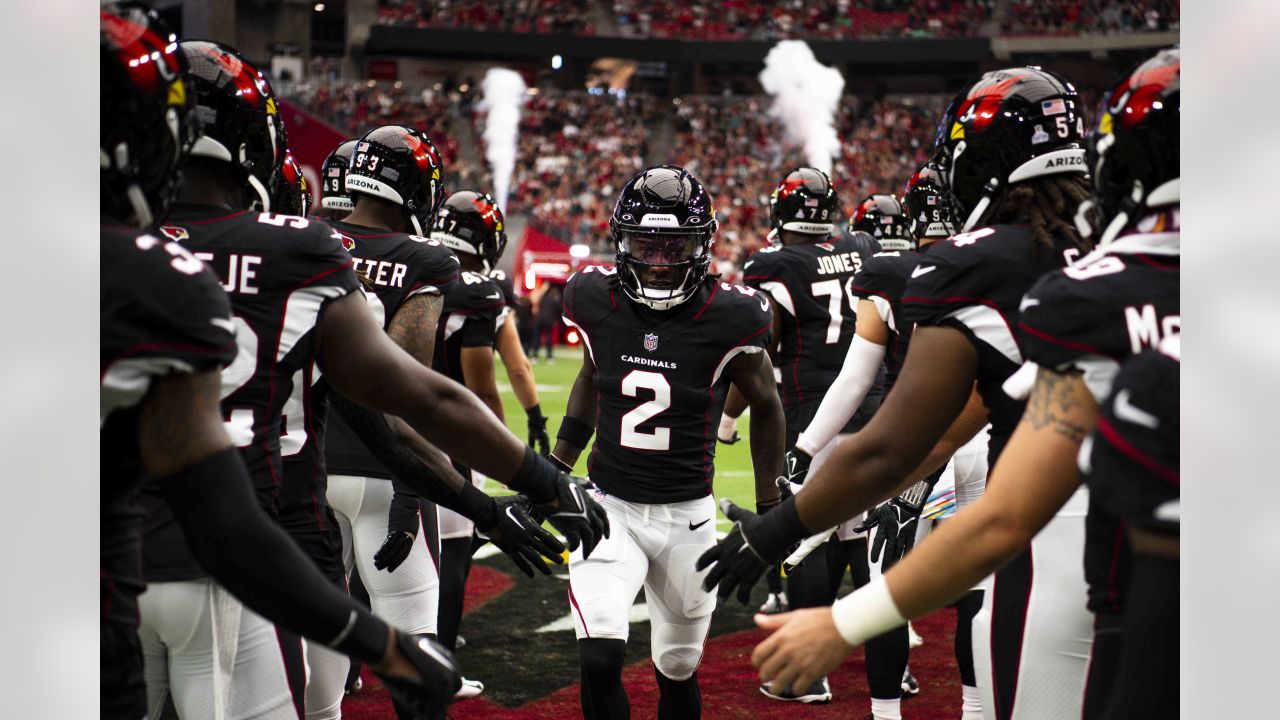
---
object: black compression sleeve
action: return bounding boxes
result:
[159,447,388,663]
[510,445,561,504]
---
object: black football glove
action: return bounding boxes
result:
[717,430,742,445]
[373,489,421,572]
[697,491,807,604]
[856,496,922,571]
[784,449,813,486]
[476,495,566,577]
[532,475,610,560]
[376,631,461,718]
[526,405,551,457]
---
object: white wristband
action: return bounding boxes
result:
[830,576,907,647]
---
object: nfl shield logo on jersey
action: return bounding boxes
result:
[643,333,659,352]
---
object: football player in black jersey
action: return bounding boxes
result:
[745,54,1179,720]
[698,65,1101,715]
[316,138,357,220]
[784,182,991,719]
[427,189,511,694]
[550,166,786,719]
[1081,337,1179,720]
[736,168,881,705]
[133,39,605,720]
[101,9,459,719]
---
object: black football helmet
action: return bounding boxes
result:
[179,40,283,212]
[320,139,358,215]
[271,150,311,217]
[101,3,196,227]
[1077,48,1180,245]
[902,166,956,242]
[770,167,839,236]
[610,165,717,311]
[431,190,508,274]
[849,194,914,251]
[930,66,1086,231]
[346,125,445,236]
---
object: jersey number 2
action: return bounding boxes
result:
[620,370,671,451]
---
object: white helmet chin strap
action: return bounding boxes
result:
[247,173,271,213]
[961,179,997,232]
[409,214,424,236]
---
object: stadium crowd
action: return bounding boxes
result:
[376,0,596,35]
[1001,0,1179,35]
[612,0,991,40]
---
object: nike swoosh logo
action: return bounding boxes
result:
[689,519,710,531]
[1020,297,1041,311]
[210,317,237,334]
[1114,389,1159,429]
[911,265,936,279]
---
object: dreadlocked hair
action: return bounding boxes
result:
[979,174,1093,254]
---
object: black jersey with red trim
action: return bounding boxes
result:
[433,270,507,384]
[101,221,238,624]
[489,269,519,310]
[901,224,1083,465]
[848,249,923,389]
[563,267,773,504]
[1085,344,1179,536]
[1018,233,1180,402]
[140,206,361,583]
[321,220,460,481]
[1017,230,1179,615]
[742,233,878,408]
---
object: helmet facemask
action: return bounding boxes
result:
[616,231,711,311]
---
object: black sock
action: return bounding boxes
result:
[579,639,629,720]
[866,624,909,700]
[655,667,701,720]
[437,537,473,652]
[953,590,984,688]
[787,540,834,610]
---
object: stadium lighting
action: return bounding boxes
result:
[552,54,563,70]
[313,3,325,11]
[569,243,590,258]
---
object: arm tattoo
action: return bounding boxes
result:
[387,293,443,368]
[1023,367,1090,443]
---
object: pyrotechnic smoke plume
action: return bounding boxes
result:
[478,68,527,212]
[758,41,846,173]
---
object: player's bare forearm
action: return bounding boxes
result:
[497,315,540,410]
[794,325,977,531]
[137,370,234,476]
[726,350,785,505]
[893,385,989,493]
[462,346,505,422]
[319,292,527,486]
[885,367,1097,618]
[387,293,442,367]
[722,384,748,419]
[329,389,469,499]
[551,347,597,466]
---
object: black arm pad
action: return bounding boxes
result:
[556,415,594,449]
[508,446,561,505]
[159,447,388,664]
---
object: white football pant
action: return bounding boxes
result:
[568,492,717,680]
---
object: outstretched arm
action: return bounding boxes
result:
[793,325,978,530]
[794,300,889,457]
[318,292,609,555]
[497,314,539,410]
[751,367,1097,695]
[141,370,394,666]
